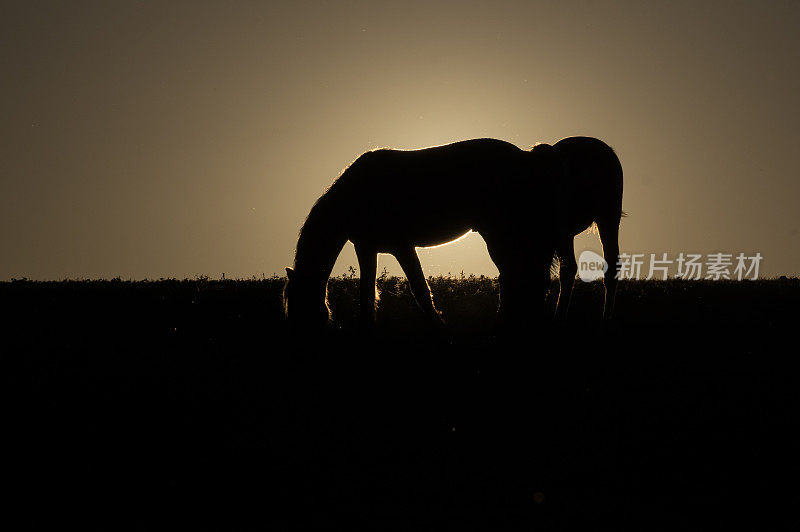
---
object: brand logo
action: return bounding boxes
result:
[578,250,608,282]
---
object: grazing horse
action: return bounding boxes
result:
[283,137,623,328]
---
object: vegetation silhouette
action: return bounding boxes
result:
[284,137,623,329]
[6,277,800,528]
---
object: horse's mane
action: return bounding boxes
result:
[293,177,350,278]
[295,195,331,263]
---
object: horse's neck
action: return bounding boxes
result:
[294,205,346,281]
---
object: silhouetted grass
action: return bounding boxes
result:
[4,276,800,529]
[5,274,796,325]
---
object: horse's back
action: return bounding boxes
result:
[332,138,526,205]
[387,137,521,157]
[363,138,523,179]
[325,139,528,249]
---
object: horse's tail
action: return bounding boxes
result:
[550,255,560,277]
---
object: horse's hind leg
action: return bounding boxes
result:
[555,237,577,320]
[355,244,378,325]
[393,247,443,324]
[597,216,621,319]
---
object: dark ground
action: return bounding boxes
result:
[5,276,800,530]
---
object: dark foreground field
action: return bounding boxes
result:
[5,276,800,530]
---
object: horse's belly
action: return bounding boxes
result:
[350,214,472,252]
[345,182,480,250]
[410,225,473,248]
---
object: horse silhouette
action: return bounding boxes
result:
[283,137,623,328]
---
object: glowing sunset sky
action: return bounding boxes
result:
[2,1,799,279]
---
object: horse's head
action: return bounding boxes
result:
[283,266,331,329]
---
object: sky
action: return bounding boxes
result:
[2,0,799,280]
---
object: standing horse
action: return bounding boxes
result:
[283,137,623,328]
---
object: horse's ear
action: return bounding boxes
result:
[285,267,295,280]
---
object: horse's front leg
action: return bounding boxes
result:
[393,246,444,325]
[555,237,577,320]
[355,244,378,326]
